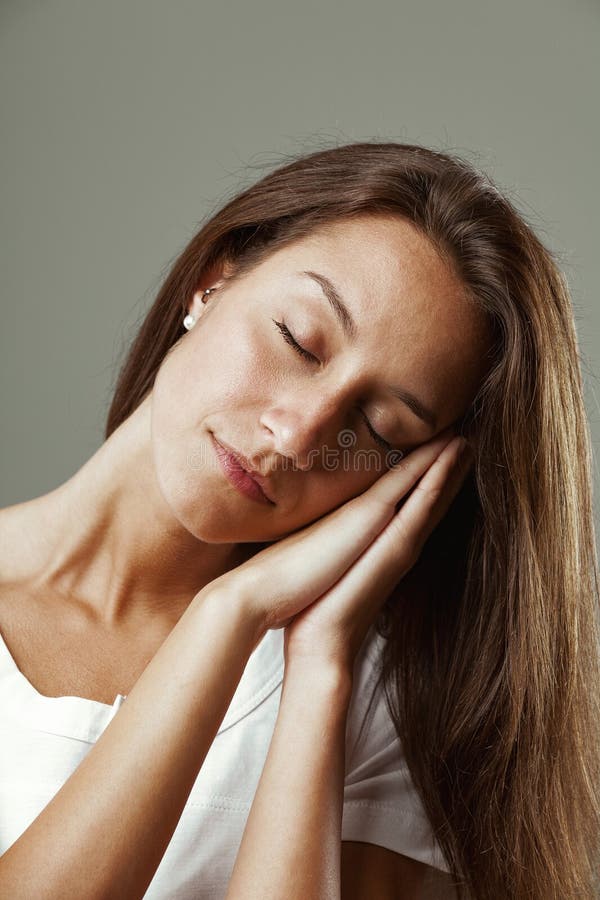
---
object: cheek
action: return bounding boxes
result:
[277,459,384,534]
[217,322,274,401]
[146,327,280,542]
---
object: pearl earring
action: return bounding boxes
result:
[183,287,216,330]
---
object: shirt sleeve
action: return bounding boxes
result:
[342,623,452,875]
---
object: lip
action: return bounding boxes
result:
[211,434,276,505]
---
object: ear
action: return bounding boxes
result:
[187,258,235,320]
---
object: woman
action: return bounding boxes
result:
[0,141,598,899]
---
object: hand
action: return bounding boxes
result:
[221,425,473,671]
[283,432,475,672]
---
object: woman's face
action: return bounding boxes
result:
[151,213,490,543]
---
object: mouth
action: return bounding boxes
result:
[211,433,276,505]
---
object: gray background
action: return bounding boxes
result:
[1,0,599,526]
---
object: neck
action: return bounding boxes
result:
[6,393,252,631]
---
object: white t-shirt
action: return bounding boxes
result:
[0,619,454,898]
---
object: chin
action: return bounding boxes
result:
[155,471,282,544]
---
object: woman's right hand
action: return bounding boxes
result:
[206,424,462,632]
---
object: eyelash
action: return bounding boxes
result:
[272,319,397,454]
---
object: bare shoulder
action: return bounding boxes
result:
[0,500,60,676]
[0,497,50,583]
[0,500,156,704]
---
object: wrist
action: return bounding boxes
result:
[282,656,354,709]
[192,573,268,654]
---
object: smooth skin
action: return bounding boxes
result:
[0,425,471,898]
[0,213,488,896]
[225,428,473,900]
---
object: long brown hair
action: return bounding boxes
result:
[106,141,600,899]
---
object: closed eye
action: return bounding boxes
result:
[272,319,404,463]
[273,318,318,363]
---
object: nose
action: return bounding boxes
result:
[259,390,345,471]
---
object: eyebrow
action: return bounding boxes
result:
[298,269,439,432]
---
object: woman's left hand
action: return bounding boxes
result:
[283,434,475,676]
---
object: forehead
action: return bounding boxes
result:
[264,214,468,324]
[258,214,489,426]
[286,214,466,320]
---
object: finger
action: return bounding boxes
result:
[366,424,458,511]
[245,427,460,611]
[313,436,474,622]
[382,435,473,569]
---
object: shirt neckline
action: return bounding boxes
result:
[0,624,284,743]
